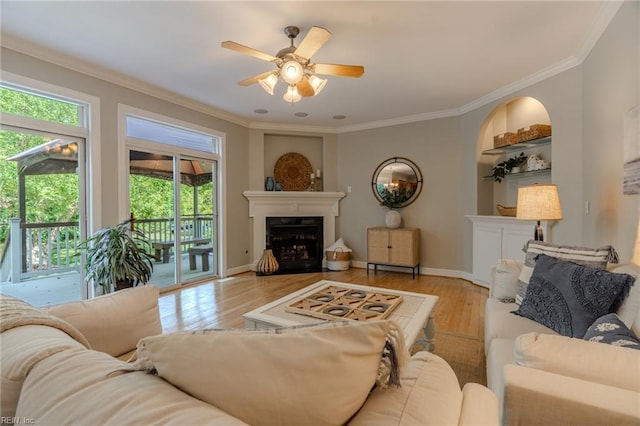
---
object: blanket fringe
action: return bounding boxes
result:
[376,321,408,388]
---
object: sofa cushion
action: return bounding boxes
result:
[1,325,86,418]
[609,263,640,335]
[484,297,556,355]
[45,285,162,358]
[348,351,465,426]
[583,313,640,349]
[513,255,634,338]
[16,347,248,424]
[514,332,640,392]
[127,320,407,426]
[516,240,617,305]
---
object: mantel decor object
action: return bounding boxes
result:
[256,248,279,275]
[273,152,313,191]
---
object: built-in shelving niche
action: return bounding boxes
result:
[476,97,552,217]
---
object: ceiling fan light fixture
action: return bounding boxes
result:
[308,75,327,95]
[258,72,278,95]
[283,85,302,103]
[281,59,304,85]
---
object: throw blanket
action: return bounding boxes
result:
[0,294,91,348]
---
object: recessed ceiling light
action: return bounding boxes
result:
[333,115,346,120]
[254,109,269,114]
[294,112,308,117]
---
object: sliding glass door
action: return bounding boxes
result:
[125,109,221,289]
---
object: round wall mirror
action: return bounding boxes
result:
[371,157,423,208]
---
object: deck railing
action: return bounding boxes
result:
[6,216,214,282]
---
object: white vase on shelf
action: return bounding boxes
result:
[385,210,402,228]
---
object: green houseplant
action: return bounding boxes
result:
[77,219,154,294]
[492,152,527,183]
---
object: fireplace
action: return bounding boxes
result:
[243,191,346,274]
[266,217,323,274]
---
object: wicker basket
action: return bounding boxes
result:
[496,204,517,217]
[517,124,551,143]
[493,132,518,148]
[325,248,351,271]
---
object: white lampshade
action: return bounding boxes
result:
[283,85,301,103]
[632,216,640,266]
[516,184,563,221]
[308,75,327,95]
[281,60,303,85]
[258,72,278,95]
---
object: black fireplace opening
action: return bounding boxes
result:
[266,216,323,274]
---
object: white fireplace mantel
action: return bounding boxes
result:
[243,191,346,266]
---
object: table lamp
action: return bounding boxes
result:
[516,184,563,241]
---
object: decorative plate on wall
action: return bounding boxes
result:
[274,152,313,191]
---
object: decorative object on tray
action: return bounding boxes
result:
[325,237,352,271]
[285,284,403,322]
[492,152,527,182]
[264,176,275,191]
[526,154,548,171]
[517,124,551,143]
[273,152,313,191]
[497,204,517,217]
[493,132,518,148]
[256,248,279,275]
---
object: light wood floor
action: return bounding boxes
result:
[158,268,488,383]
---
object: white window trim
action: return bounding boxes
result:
[1,70,102,236]
[117,103,227,278]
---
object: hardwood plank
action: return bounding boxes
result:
[159,268,489,383]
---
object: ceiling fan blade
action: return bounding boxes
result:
[314,63,365,78]
[297,78,315,97]
[237,71,275,86]
[221,41,278,62]
[294,26,331,59]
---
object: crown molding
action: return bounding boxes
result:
[335,108,462,133]
[1,0,623,135]
[0,33,250,128]
[576,0,624,63]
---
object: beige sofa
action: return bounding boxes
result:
[484,260,640,425]
[1,285,499,425]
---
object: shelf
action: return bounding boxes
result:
[484,167,551,181]
[482,136,551,155]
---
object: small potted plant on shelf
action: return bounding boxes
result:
[492,152,527,183]
[77,219,154,294]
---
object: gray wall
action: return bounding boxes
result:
[337,1,639,272]
[2,1,638,277]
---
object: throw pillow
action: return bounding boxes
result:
[513,254,634,338]
[583,313,640,350]
[492,259,522,302]
[119,320,407,426]
[516,240,618,305]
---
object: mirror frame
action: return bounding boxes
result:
[371,157,423,208]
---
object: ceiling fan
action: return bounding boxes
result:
[221,25,364,103]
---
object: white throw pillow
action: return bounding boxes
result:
[492,259,522,302]
[125,320,407,426]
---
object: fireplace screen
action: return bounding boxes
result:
[266,217,323,274]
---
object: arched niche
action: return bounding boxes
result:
[476,97,552,216]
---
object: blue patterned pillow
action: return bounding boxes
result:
[583,313,640,350]
[513,254,635,338]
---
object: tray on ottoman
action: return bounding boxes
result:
[285,285,403,322]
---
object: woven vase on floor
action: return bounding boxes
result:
[256,249,279,275]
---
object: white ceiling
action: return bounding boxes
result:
[0,1,620,132]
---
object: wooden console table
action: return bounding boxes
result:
[367,227,420,279]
